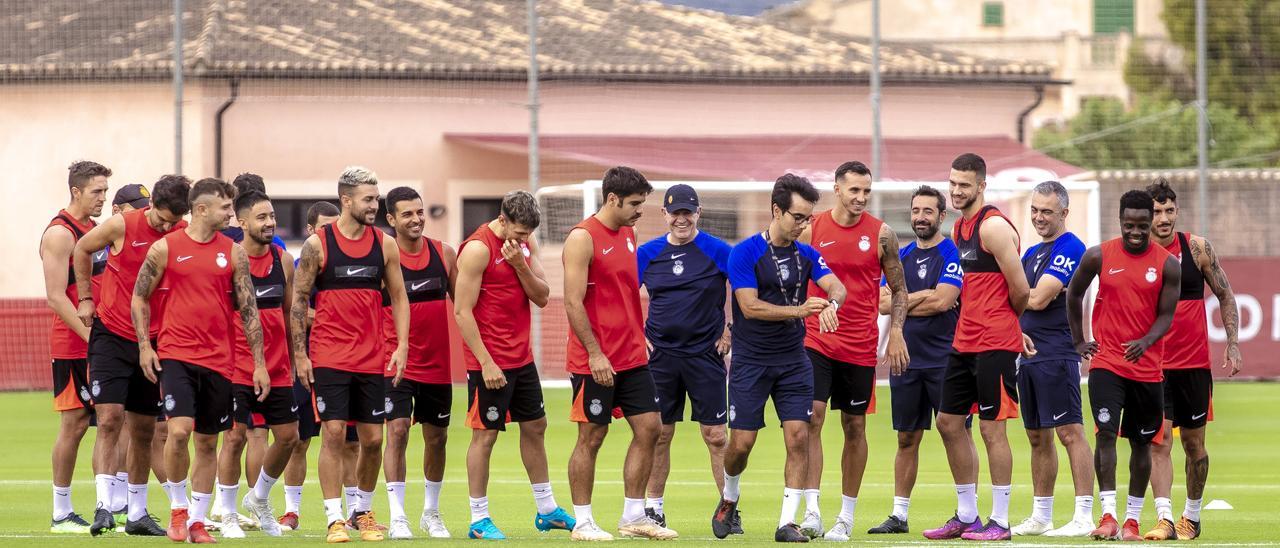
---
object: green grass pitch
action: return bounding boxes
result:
[1,382,1276,545]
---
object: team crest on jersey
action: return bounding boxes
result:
[859,235,871,252]
[385,397,393,414]
[779,263,791,281]
[589,398,603,416]
[91,380,101,397]
[917,263,928,279]
[316,396,326,414]
[627,237,635,253]
[673,260,684,276]
[164,394,176,412]
[1098,407,1111,424]
[216,252,228,269]
[486,406,500,422]
[728,405,736,422]
[1145,267,1158,283]
[80,386,91,402]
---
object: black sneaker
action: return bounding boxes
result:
[89,507,116,536]
[775,523,809,543]
[711,498,738,539]
[730,508,744,535]
[868,514,909,534]
[645,507,667,528]
[125,512,166,536]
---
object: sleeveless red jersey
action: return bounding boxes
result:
[99,207,185,341]
[952,205,1023,353]
[231,245,291,387]
[460,224,534,371]
[44,210,96,359]
[156,230,236,378]
[381,238,451,384]
[804,210,883,366]
[1090,238,1172,383]
[1160,233,1210,370]
[565,216,646,375]
[310,224,386,375]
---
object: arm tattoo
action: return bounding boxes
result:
[289,239,320,359]
[131,249,163,344]
[880,227,908,330]
[232,248,265,365]
[1202,239,1239,343]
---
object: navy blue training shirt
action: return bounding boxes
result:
[728,232,832,368]
[882,239,964,369]
[1019,231,1086,364]
[638,231,733,356]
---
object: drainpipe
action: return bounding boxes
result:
[214,78,240,179]
[1017,85,1045,144]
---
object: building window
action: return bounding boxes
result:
[982,2,1004,27]
[1093,0,1134,34]
[461,198,502,237]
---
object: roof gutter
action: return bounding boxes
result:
[214,78,240,179]
[1017,85,1045,144]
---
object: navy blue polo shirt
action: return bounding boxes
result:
[882,239,964,368]
[638,231,733,357]
[1020,231,1086,364]
[728,232,832,368]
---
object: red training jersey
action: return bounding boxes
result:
[44,210,96,359]
[99,207,185,341]
[1090,238,1172,383]
[460,224,534,371]
[310,223,386,375]
[231,245,292,387]
[155,230,236,378]
[952,205,1023,353]
[381,238,452,384]
[804,210,883,366]
[565,216,646,375]
[1160,232,1210,370]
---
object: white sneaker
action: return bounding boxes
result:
[799,510,823,539]
[419,509,450,538]
[1011,516,1054,536]
[388,516,413,539]
[220,512,246,538]
[617,515,678,539]
[241,492,281,537]
[200,517,220,532]
[1045,517,1095,537]
[823,517,853,541]
[570,519,614,541]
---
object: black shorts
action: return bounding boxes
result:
[809,349,876,415]
[385,378,452,428]
[292,379,320,440]
[1017,359,1084,429]
[1088,368,1164,443]
[159,360,233,435]
[466,363,546,431]
[88,319,161,415]
[889,367,945,432]
[650,348,728,425]
[313,368,385,424]
[233,384,298,428]
[1163,368,1213,429]
[939,350,1019,421]
[52,358,93,412]
[569,367,659,425]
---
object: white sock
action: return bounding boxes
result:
[323,498,344,525]
[53,485,73,520]
[424,479,443,512]
[722,473,741,502]
[1154,496,1173,521]
[94,474,114,510]
[190,492,212,525]
[1184,498,1202,522]
[803,488,821,515]
[837,495,857,523]
[216,483,239,518]
[127,484,149,521]
[110,473,128,512]
[356,489,374,513]
[170,480,189,510]
[531,482,557,515]
[891,496,910,521]
[160,481,176,504]
[991,485,1011,528]
[1100,490,1117,517]
[645,496,664,514]
[780,487,803,528]
[253,470,279,501]
[1074,495,1094,523]
[956,483,979,523]
[343,486,358,515]
[1125,495,1145,522]
[284,485,303,514]
[386,482,406,521]
[1032,495,1054,523]
[573,504,593,525]
[622,497,645,522]
[469,496,490,523]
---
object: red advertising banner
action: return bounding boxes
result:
[1204,258,1278,379]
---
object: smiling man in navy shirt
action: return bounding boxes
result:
[636,184,734,529]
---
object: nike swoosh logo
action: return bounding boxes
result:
[346,267,368,275]
[437,413,450,419]
[777,257,791,263]
[916,257,930,264]
[715,411,727,418]
[671,253,686,259]
[1140,428,1157,435]
[979,405,994,411]
[495,258,504,265]
[1109,268,1125,274]
[131,241,148,247]
[960,251,974,259]
[371,410,385,416]
[290,406,299,413]
[1191,412,1207,420]
[819,241,836,248]
[1053,411,1068,421]
[850,400,867,406]
[806,409,813,416]
[176,255,193,262]
[410,281,429,291]
[602,247,614,255]
[219,415,229,423]
[255,288,272,297]
[93,251,107,261]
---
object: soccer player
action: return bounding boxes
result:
[277,200,339,531]
[711,174,846,543]
[41,161,110,533]
[455,190,575,540]
[923,153,1030,541]
[378,186,456,539]
[1067,189,1180,541]
[636,184,734,528]
[1143,178,1241,540]
[562,166,676,541]
[1010,181,1095,537]
[796,161,909,541]
[73,174,191,536]
[130,178,270,543]
[290,166,410,543]
[866,185,963,535]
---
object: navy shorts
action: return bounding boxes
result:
[1017,359,1083,429]
[889,366,946,432]
[727,358,813,431]
[650,347,728,425]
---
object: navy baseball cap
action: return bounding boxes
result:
[663,184,699,213]
[112,184,151,209]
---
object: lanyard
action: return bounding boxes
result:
[763,231,804,326]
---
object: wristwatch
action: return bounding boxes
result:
[829,299,840,312]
